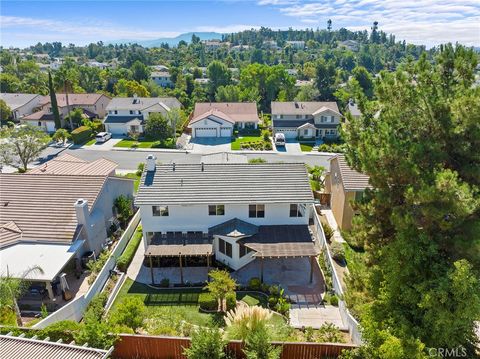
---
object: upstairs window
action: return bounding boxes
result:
[152,206,169,216]
[330,116,335,123]
[289,204,303,217]
[209,205,225,216]
[249,204,265,218]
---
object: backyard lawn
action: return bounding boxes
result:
[114,138,175,149]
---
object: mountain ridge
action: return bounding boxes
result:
[108,32,223,47]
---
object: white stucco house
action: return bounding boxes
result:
[103,96,182,136]
[135,156,318,280]
[271,101,343,140]
[188,102,260,138]
[0,155,133,300]
[151,71,173,88]
[0,93,43,122]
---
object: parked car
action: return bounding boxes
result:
[274,133,286,146]
[95,132,112,143]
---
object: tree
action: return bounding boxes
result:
[0,73,20,92]
[54,60,79,129]
[163,108,182,144]
[207,61,231,99]
[342,45,480,356]
[114,79,150,97]
[184,327,228,359]
[370,21,379,43]
[65,108,85,128]
[110,297,145,331]
[114,195,133,227]
[130,60,150,83]
[243,324,281,359]
[351,66,374,99]
[78,66,103,92]
[144,112,171,141]
[205,269,237,312]
[295,84,320,101]
[0,125,50,172]
[314,59,336,100]
[0,266,44,326]
[52,128,70,145]
[0,99,12,124]
[215,85,242,102]
[48,71,62,130]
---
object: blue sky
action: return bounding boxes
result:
[1,0,479,48]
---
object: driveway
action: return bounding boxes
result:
[275,141,302,154]
[82,137,123,151]
[190,137,232,154]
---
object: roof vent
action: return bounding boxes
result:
[172,162,176,171]
[294,102,299,108]
[201,162,204,172]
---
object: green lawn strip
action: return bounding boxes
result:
[114,138,175,149]
[236,291,268,307]
[300,142,315,152]
[231,136,263,150]
[84,138,96,146]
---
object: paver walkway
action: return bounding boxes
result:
[289,305,346,330]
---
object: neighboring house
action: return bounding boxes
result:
[0,165,134,300]
[194,78,210,86]
[28,153,118,176]
[21,93,111,132]
[230,45,251,52]
[151,71,173,88]
[202,40,230,51]
[286,41,305,49]
[324,154,371,230]
[286,69,298,77]
[86,60,108,69]
[152,65,169,71]
[103,96,182,136]
[136,158,318,276]
[347,102,362,119]
[188,102,260,138]
[271,101,342,140]
[0,93,43,121]
[338,40,360,52]
[295,79,314,87]
[263,40,280,50]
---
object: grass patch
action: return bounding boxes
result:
[231,136,263,150]
[114,138,175,149]
[300,142,315,152]
[84,138,96,146]
[236,292,268,307]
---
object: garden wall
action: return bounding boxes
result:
[112,334,357,359]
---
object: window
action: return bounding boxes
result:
[280,115,284,119]
[304,129,308,135]
[226,242,232,257]
[208,205,225,216]
[152,205,169,216]
[114,110,118,114]
[330,116,335,123]
[249,204,265,218]
[296,115,300,119]
[218,238,232,258]
[290,204,303,217]
[129,110,134,114]
[240,244,252,258]
[37,121,42,127]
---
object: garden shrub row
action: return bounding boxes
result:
[70,126,92,145]
[198,292,236,311]
[240,140,272,151]
[116,226,142,272]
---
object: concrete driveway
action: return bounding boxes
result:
[275,141,302,154]
[83,137,123,151]
[190,137,232,154]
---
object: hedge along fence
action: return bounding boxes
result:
[116,224,143,272]
[71,125,92,144]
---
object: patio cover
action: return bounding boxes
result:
[146,243,213,257]
[0,240,84,281]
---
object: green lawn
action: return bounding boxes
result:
[236,291,268,307]
[300,142,315,152]
[114,138,175,149]
[231,136,263,150]
[84,138,96,146]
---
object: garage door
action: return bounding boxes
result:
[220,127,232,137]
[276,129,297,139]
[195,128,217,137]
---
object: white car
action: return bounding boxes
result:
[95,132,112,143]
[274,133,286,146]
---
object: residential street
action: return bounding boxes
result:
[35,145,334,171]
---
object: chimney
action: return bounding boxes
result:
[146,154,156,172]
[201,162,204,172]
[74,199,89,226]
[172,162,176,172]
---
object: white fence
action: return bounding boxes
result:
[312,205,362,345]
[33,212,141,329]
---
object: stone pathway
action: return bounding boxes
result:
[289,305,346,330]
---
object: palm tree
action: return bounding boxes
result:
[0,265,44,326]
[54,60,77,129]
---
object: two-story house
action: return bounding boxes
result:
[0,93,43,122]
[188,102,260,138]
[150,71,173,88]
[271,101,342,140]
[135,156,318,279]
[103,96,182,136]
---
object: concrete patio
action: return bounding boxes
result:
[289,305,347,330]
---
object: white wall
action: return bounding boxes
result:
[190,117,234,138]
[12,96,42,120]
[214,235,255,270]
[21,119,56,133]
[139,203,310,234]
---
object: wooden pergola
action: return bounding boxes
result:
[145,243,213,285]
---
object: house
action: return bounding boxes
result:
[0,93,43,121]
[28,153,118,176]
[263,40,280,50]
[135,157,318,280]
[86,60,108,70]
[271,101,342,140]
[103,96,182,136]
[150,71,173,88]
[21,93,111,132]
[230,45,251,52]
[295,79,314,87]
[339,40,360,52]
[286,41,305,49]
[286,69,298,77]
[202,40,230,51]
[324,154,371,230]
[0,164,134,300]
[188,102,260,138]
[152,65,169,71]
[347,101,362,119]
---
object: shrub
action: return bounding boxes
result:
[39,320,81,342]
[199,292,235,311]
[261,129,270,141]
[205,269,237,312]
[70,126,92,145]
[225,303,272,341]
[248,158,266,164]
[269,285,280,296]
[184,327,228,359]
[136,162,144,176]
[329,295,339,306]
[316,323,345,343]
[275,297,291,315]
[243,324,281,359]
[109,297,145,331]
[160,278,170,288]
[248,277,262,291]
[330,242,346,263]
[322,222,334,241]
[117,227,142,272]
[114,195,133,227]
[87,251,110,284]
[268,296,278,308]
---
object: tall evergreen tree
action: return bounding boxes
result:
[48,71,61,130]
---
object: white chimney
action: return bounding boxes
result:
[74,198,89,225]
[146,154,156,172]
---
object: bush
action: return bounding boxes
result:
[199,292,235,311]
[70,126,92,145]
[329,295,339,306]
[40,320,80,342]
[117,227,142,272]
[109,297,145,330]
[261,129,270,141]
[160,278,170,288]
[322,222,334,241]
[330,242,346,263]
[184,327,228,359]
[248,277,262,291]
[268,296,278,307]
[136,162,144,176]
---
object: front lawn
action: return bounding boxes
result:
[114,138,175,149]
[300,142,315,152]
[84,138,96,146]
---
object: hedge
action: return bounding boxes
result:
[198,292,236,311]
[116,227,142,272]
[71,126,92,145]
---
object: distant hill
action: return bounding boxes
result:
[109,32,223,47]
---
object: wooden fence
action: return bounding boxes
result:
[112,334,356,359]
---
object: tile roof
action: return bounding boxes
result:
[151,71,171,77]
[273,119,338,129]
[200,152,248,164]
[41,93,109,108]
[209,218,259,237]
[22,110,55,121]
[103,114,144,124]
[0,93,41,110]
[192,102,259,123]
[29,153,117,176]
[0,173,108,247]
[0,335,110,359]
[189,109,236,125]
[135,163,314,206]
[106,97,181,111]
[271,101,340,115]
[331,154,371,191]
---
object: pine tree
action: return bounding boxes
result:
[48,71,61,130]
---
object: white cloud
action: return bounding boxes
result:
[194,24,261,33]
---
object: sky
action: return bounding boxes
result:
[1,0,479,48]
